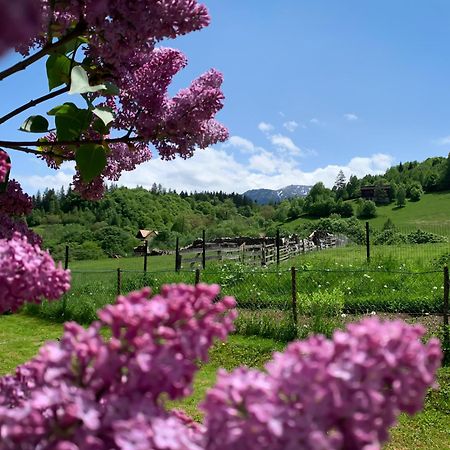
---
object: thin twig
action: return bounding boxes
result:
[0,143,73,160]
[0,86,69,125]
[0,135,144,148]
[0,22,86,82]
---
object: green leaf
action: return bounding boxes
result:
[75,144,107,183]
[92,119,110,135]
[47,102,78,116]
[53,36,88,55]
[102,82,120,96]
[50,103,91,141]
[69,66,106,95]
[93,107,114,126]
[19,115,50,133]
[46,54,71,90]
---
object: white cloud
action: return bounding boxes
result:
[16,139,394,196]
[258,121,274,133]
[344,113,359,121]
[434,136,450,146]
[225,135,257,153]
[249,151,278,174]
[117,147,394,193]
[18,162,75,192]
[283,120,299,132]
[310,118,320,125]
[269,134,302,156]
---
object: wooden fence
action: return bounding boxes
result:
[176,233,343,270]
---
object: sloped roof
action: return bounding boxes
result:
[136,229,158,239]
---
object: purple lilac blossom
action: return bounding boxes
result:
[0,284,236,448]
[0,150,11,182]
[0,232,71,313]
[0,179,33,216]
[202,318,442,450]
[0,0,42,55]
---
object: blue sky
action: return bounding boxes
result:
[4,0,450,194]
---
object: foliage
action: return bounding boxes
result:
[357,200,377,219]
[406,229,447,244]
[396,186,406,207]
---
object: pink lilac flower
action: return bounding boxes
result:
[0,232,71,313]
[72,172,105,200]
[84,0,210,73]
[17,0,210,69]
[0,213,42,245]
[202,318,442,450]
[0,0,42,55]
[0,179,33,216]
[103,142,152,181]
[0,284,236,448]
[0,150,11,182]
[153,69,228,159]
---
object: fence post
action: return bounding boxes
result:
[365,221,371,262]
[202,229,206,269]
[291,267,298,335]
[64,245,69,270]
[195,268,201,285]
[175,237,180,272]
[276,229,280,265]
[61,245,69,318]
[444,266,449,363]
[117,268,122,296]
[143,240,148,273]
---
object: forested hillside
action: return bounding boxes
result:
[30,154,450,260]
[30,184,287,260]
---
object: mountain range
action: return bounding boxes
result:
[243,185,312,204]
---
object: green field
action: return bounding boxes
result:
[284,191,450,235]
[1,314,448,449]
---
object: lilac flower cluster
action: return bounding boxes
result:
[84,0,210,73]
[0,212,42,245]
[116,48,228,160]
[71,141,152,199]
[11,1,227,200]
[0,150,10,182]
[202,318,442,450]
[0,179,33,216]
[18,0,209,69]
[0,0,42,55]
[0,285,442,450]
[0,232,71,313]
[0,284,236,448]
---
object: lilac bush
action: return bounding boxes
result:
[0,0,227,199]
[0,285,442,449]
[0,233,70,313]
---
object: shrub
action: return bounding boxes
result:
[373,229,407,245]
[356,200,377,219]
[406,229,447,244]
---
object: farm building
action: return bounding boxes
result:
[136,229,158,241]
[360,185,391,202]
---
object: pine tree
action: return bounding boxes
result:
[334,170,346,189]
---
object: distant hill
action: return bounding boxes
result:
[243,185,312,204]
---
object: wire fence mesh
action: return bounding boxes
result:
[25,264,449,361]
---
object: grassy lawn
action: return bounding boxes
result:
[284,191,450,236]
[1,314,448,449]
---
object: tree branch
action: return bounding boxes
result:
[0,143,73,160]
[0,85,69,125]
[0,135,144,148]
[0,22,86,82]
